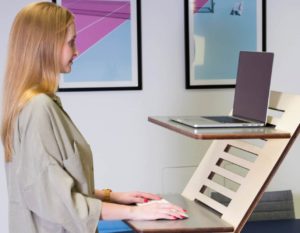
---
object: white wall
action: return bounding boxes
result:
[0,1,299,231]
[267,1,300,94]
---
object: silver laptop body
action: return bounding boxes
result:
[171,51,274,128]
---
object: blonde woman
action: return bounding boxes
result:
[1,2,186,233]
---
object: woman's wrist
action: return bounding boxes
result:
[128,205,137,220]
[102,189,112,202]
[95,189,113,202]
[100,202,136,220]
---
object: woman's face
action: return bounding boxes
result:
[60,23,78,73]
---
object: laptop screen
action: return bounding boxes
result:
[233,51,274,123]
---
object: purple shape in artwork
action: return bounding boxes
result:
[194,0,209,13]
[62,0,131,54]
[76,15,127,54]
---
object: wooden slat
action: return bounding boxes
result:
[267,116,281,126]
[212,166,244,185]
[220,152,254,170]
[195,192,227,215]
[225,140,262,155]
[204,179,236,199]
[268,91,292,110]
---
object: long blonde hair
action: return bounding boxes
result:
[1,2,74,162]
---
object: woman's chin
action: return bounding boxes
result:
[60,67,72,74]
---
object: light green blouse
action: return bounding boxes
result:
[5,93,101,233]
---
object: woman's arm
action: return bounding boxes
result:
[95,189,161,204]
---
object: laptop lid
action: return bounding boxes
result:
[170,51,274,128]
[232,51,274,123]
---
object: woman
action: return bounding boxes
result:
[1,2,186,233]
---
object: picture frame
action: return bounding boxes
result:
[185,0,266,89]
[53,0,142,91]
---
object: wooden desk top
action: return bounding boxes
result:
[148,116,291,140]
[126,194,234,233]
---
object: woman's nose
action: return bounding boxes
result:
[74,49,79,57]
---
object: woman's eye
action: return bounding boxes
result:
[69,40,75,47]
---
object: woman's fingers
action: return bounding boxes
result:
[159,203,188,219]
[135,192,162,201]
[138,201,188,220]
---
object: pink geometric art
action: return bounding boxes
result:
[194,0,209,13]
[62,0,130,54]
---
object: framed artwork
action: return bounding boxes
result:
[53,0,142,91]
[185,0,266,89]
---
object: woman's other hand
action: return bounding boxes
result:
[110,191,161,205]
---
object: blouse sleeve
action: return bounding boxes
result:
[16,96,102,233]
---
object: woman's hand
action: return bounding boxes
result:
[130,201,187,220]
[110,191,161,205]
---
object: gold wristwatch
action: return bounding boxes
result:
[103,189,112,202]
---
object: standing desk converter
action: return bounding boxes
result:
[126,91,300,233]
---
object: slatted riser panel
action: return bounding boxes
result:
[190,140,262,216]
[182,91,300,232]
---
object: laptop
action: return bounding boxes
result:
[171,51,274,128]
